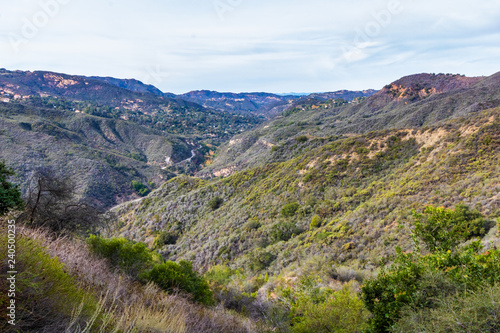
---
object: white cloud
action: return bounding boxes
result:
[0,0,499,93]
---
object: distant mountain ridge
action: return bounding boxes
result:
[0,69,197,114]
[179,89,377,117]
[197,72,500,178]
[0,68,378,119]
[307,89,377,101]
[88,76,174,97]
[0,68,264,141]
[0,68,265,208]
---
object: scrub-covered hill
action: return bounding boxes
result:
[198,72,499,178]
[111,106,500,275]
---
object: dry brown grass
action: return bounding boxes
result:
[17,225,258,333]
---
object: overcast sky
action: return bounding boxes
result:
[0,0,499,94]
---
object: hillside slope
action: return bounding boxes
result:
[110,106,500,276]
[0,69,266,207]
[0,69,195,113]
[88,75,169,97]
[0,221,257,333]
[0,69,263,140]
[198,72,499,178]
[0,102,195,208]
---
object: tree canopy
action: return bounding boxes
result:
[0,161,23,216]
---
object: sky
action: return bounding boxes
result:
[0,0,499,94]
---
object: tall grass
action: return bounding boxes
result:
[11,224,257,332]
[393,284,500,332]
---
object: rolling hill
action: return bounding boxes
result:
[3,69,500,333]
[0,69,264,140]
[0,69,264,208]
[109,72,500,278]
[198,72,500,178]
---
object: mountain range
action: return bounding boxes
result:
[0,68,376,208]
[2,67,500,333]
[104,71,499,272]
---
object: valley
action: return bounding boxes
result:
[1,69,500,333]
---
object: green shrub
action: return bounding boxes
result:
[292,289,368,333]
[153,231,178,249]
[281,202,300,217]
[393,284,500,333]
[296,135,309,143]
[310,215,322,229]
[205,264,238,286]
[276,276,368,333]
[208,196,224,210]
[0,161,23,216]
[245,219,261,231]
[141,260,214,305]
[361,205,499,333]
[86,235,155,276]
[412,204,487,252]
[87,236,213,305]
[249,249,275,271]
[270,221,300,242]
[131,180,150,196]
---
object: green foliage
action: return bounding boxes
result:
[361,205,500,333]
[208,196,224,210]
[276,276,369,333]
[86,235,155,276]
[205,265,239,286]
[270,221,300,242]
[393,283,500,332]
[132,180,151,196]
[296,135,309,143]
[141,260,214,305]
[281,202,300,217]
[0,161,23,216]
[412,204,487,252]
[245,218,261,231]
[310,215,322,229]
[0,235,98,331]
[87,236,213,305]
[153,230,179,248]
[249,249,275,271]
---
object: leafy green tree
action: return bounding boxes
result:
[0,161,23,216]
